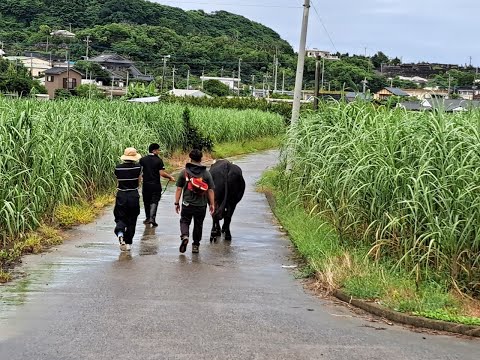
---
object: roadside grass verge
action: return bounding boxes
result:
[259,167,480,326]
[0,192,114,282]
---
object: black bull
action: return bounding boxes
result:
[209,159,246,242]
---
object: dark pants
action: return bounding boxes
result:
[142,183,161,219]
[114,191,140,244]
[180,205,207,245]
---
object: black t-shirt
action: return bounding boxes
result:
[115,162,142,191]
[140,154,165,186]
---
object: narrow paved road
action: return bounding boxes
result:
[0,151,478,359]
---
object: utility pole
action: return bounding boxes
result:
[320,57,325,90]
[251,74,255,96]
[314,56,320,110]
[361,78,368,93]
[161,55,170,93]
[111,75,114,100]
[83,35,91,59]
[447,72,452,96]
[282,70,285,94]
[30,53,33,76]
[264,72,271,98]
[237,58,242,96]
[274,50,279,92]
[262,75,266,97]
[290,0,310,128]
[172,66,176,90]
[201,68,205,89]
[186,69,190,89]
[221,67,224,77]
[46,37,49,52]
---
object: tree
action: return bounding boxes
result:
[75,84,105,99]
[371,51,389,69]
[203,80,230,97]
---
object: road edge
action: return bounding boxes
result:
[263,191,480,338]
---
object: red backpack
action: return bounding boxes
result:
[185,171,209,194]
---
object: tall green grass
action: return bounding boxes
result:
[283,101,480,297]
[0,98,284,244]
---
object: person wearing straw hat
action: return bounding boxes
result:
[114,147,142,251]
[139,143,175,227]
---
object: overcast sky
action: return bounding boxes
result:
[153,0,477,66]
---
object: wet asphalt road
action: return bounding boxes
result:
[0,150,479,359]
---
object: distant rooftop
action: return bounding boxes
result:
[385,87,410,96]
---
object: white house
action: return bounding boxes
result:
[5,55,52,77]
[169,89,211,98]
[200,76,240,90]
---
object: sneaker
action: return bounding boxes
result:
[179,236,189,253]
[125,244,131,251]
[150,221,158,227]
[192,244,199,254]
[118,233,126,251]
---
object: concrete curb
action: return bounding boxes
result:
[333,290,480,337]
[263,191,480,338]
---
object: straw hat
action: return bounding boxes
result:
[120,147,141,162]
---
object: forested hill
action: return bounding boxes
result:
[0,0,295,78]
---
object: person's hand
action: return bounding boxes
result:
[209,204,215,216]
[175,203,180,214]
[170,176,175,182]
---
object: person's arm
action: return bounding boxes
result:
[207,189,215,215]
[160,170,175,182]
[174,187,183,214]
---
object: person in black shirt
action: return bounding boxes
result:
[114,147,142,251]
[139,143,175,227]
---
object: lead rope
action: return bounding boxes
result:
[162,180,171,195]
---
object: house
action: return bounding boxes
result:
[456,86,480,100]
[200,76,240,90]
[398,76,429,85]
[306,49,338,59]
[168,89,211,98]
[44,67,83,99]
[88,54,153,85]
[4,55,52,77]
[345,92,372,102]
[425,98,480,112]
[404,88,448,100]
[375,87,410,100]
[398,99,480,112]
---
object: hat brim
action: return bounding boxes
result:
[120,153,142,161]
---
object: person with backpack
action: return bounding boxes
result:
[174,149,215,253]
[139,143,176,227]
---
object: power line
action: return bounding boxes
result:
[310,0,337,53]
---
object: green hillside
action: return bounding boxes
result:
[0,0,295,82]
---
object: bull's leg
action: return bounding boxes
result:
[222,215,233,241]
[221,204,237,241]
[210,219,221,243]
